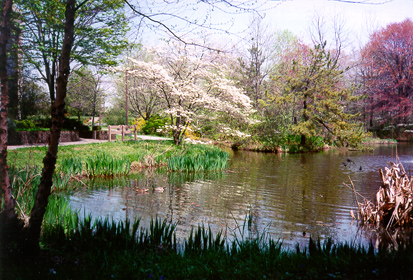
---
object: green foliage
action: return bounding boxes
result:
[52,173,72,192]
[8,141,229,174]
[42,195,79,238]
[58,158,83,176]
[141,114,168,136]
[2,166,78,221]
[63,117,90,131]
[102,106,128,125]
[15,119,36,130]
[250,109,291,149]
[280,42,365,148]
[9,206,413,279]
[17,0,130,72]
[6,166,41,221]
[167,145,229,172]
[5,183,413,279]
[26,115,51,128]
[184,226,226,255]
[85,152,131,177]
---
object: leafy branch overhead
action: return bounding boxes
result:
[16,0,130,102]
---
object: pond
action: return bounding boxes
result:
[69,143,413,249]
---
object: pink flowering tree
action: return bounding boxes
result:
[120,45,254,145]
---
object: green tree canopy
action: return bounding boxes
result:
[66,67,104,124]
[280,42,364,148]
[16,0,129,103]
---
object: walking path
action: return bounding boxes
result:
[8,135,172,150]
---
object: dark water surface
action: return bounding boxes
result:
[69,143,413,249]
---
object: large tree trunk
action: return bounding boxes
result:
[173,114,182,145]
[0,0,16,220]
[26,0,76,247]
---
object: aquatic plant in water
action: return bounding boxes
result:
[85,152,131,177]
[6,166,41,222]
[58,158,83,176]
[167,147,229,172]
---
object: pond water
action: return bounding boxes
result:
[69,143,413,249]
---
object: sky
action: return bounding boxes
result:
[258,0,413,47]
[137,0,413,51]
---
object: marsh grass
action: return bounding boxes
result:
[6,166,41,223]
[24,208,413,279]
[42,195,79,240]
[58,158,82,176]
[168,146,229,171]
[184,225,226,255]
[4,187,413,280]
[8,140,228,173]
[5,147,413,278]
[2,167,76,223]
[85,152,131,176]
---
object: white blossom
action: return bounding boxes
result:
[114,46,254,144]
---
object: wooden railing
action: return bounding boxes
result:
[107,125,137,141]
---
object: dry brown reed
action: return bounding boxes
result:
[347,161,413,229]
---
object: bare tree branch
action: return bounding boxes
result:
[123,0,282,51]
[329,0,393,4]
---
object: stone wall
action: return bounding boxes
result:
[8,130,79,145]
[79,130,115,140]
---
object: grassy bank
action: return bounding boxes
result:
[3,207,413,279]
[7,140,229,173]
[228,135,398,154]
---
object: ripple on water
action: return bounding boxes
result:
[68,144,413,249]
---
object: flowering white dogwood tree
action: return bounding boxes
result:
[122,46,254,145]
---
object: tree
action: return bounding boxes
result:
[280,42,363,148]
[308,10,350,64]
[0,0,15,221]
[119,43,254,145]
[25,0,78,247]
[253,30,301,144]
[121,49,165,122]
[16,0,129,104]
[67,67,104,125]
[0,0,83,252]
[239,16,275,112]
[0,0,273,255]
[20,76,49,118]
[360,19,413,126]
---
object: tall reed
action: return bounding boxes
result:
[58,157,82,176]
[20,203,413,280]
[184,225,226,255]
[42,194,79,240]
[85,152,131,176]
[6,166,41,222]
[167,147,229,172]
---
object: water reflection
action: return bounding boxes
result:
[68,143,413,249]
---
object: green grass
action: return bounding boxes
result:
[7,166,42,222]
[85,152,131,176]
[4,205,413,279]
[8,140,230,172]
[167,145,229,171]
